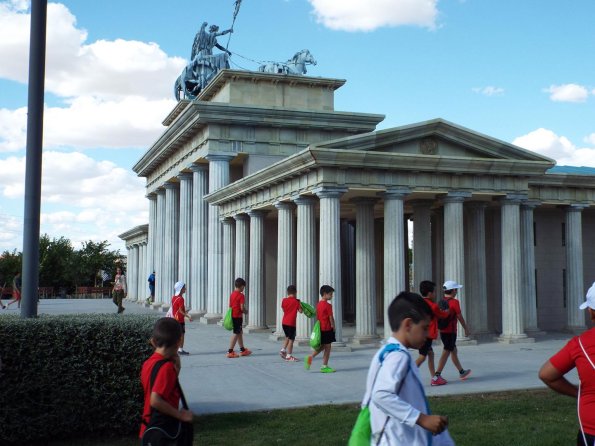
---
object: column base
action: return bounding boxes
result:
[331,341,352,352]
[456,336,478,346]
[566,325,587,335]
[200,314,222,325]
[189,310,206,319]
[525,328,547,337]
[497,334,535,344]
[350,335,380,345]
[294,338,312,347]
[269,332,285,341]
[244,325,270,334]
[151,303,164,311]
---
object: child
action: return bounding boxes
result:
[227,277,252,358]
[432,280,471,386]
[5,272,21,309]
[280,284,303,361]
[171,281,192,356]
[362,292,451,445]
[304,285,335,373]
[416,280,450,382]
[139,317,194,439]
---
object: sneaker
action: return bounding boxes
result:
[431,376,448,386]
[279,350,286,359]
[304,355,312,370]
[320,366,336,373]
[226,351,239,358]
[459,369,472,380]
[285,355,299,362]
[240,349,252,357]
[178,349,189,356]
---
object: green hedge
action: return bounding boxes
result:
[0,314,157,444]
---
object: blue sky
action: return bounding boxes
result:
[1,0,595,252]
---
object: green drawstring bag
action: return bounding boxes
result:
[223,308,233,331]
[300,301,316,318]
[309,320,321,350]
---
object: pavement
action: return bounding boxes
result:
[1,298,579,415]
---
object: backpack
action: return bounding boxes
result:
[437,298,453,330]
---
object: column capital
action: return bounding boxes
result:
[248,209,268,218]
[220,216,236,225]
[499,193,527,205]
[466,200,488,210]
[564,203,590,212]
[163,182,179,190]
[205,152,235,162]
[350,196,379,206]
[443,191,472,203]
[293,195,317,206]
[189,162,209,172]
[177,172,193,181]
[233,213,250,221]
[378,187,410,199]
[521,199,541,210]
[274,201,296,211]
[155,186,166,195]
[146,192,157,200]
[409,199,435,209]
[313,186,348,199]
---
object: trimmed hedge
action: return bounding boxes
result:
[0,314,157,444]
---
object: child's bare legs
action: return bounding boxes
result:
[321,344,331,365]
[449,347,464,371]
[416,354,426,367]
[417,351,436,376]
[286,339,295,356]
[180,333,185,349]
[229,333,239,351]
[435,349,451,376]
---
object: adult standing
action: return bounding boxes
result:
[5,272,21,309]
[147,271,155,304]
[112,266,127,314]
[539,282,595,446]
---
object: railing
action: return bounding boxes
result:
[74,287,112,298]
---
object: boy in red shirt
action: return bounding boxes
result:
[415,280,450,382]
[280,284,303,361]
[171,281,192,356]
[432,280,471,385]
[139,318,194,439]
[304,285,336,373]
[227,277,252,358]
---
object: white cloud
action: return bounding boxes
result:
[472,86,504,96]
[584,133,595,146]
[307,0,438,31]
[544,83,590,103]
[513,128,595,167]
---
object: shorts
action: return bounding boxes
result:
[577,430,595,446]
[282,324,296,340]
[418,338,434,356]
[232,317,243,334]
[440,332,457,351]
[320,330,336,345]
[179,322,185,334]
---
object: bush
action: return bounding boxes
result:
[0,314,157,444]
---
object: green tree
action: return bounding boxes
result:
[73,240,123,286]
[0,249,22,290]
[38,235,75,291]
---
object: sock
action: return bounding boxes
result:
[322,364,327,368]
[459,369,465,374]
[280,348,286,352]
[240,347,246,352]
[435,371,441,376]
[228,349,233,353]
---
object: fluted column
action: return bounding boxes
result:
[316,187,347,344]
[566,204,588,332]
[272,202,296,340]
[521,201,542,334]
[177,172,193,306]
[352,197,379,344]
[499,195,531,343]
[380,188,410,338]
[443,191,470,340]
[464,202,488,335]
[190,163,208,316]
[163,182,180,303]
[128,244,138,300]
[155,188,166,304]
[294,196,318,341]
[234,214,250,281]
[202,154,233,323]
[221,217,236,308]
[411,200,433,288]
[246,210,268,331]
[146,193,157,297]
[431,208,444,296]
[137,243,145,301]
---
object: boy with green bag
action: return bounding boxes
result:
[304,285,336,373]
[226,278,252,358]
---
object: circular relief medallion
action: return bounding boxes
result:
[419,137,438,155]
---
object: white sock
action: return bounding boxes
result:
[280,348,286,352]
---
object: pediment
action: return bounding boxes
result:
[314,118,554,163]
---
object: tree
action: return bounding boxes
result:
[38,235,75,291]
[0,249,22,289]
[73,240,123,287]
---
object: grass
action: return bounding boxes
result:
[39,389,577,446]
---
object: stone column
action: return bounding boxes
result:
[316,187,347,345]
[246,210,268,332]
[155,188,166,304]
[431,208,445,296]
[221,217,236,309]
[411,200,433,288]
[352,197,379,344]
[146,193,157,299]
[202,154,233,324]
[464,202,488,335]
[271,202,296,340]
[137,243,145,301]
[521,200,542,334]
[341,220,356,320]
[380,188,409,338]
[163,182,180,304]
[234,214,250,282]
[443,191,471,340]
[294,196,318,341]
[499,195,532,343]
[177,172,193,306]
[566,204,588,332]
[128,244,138,300]
[141,242,148,301]
[190,163,208,316]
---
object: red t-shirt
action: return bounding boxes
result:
[439,297,461,334]
[317,300,333,331]
[139,352,181,438]
[424,297,450,340]
[549,329,595,435]
[281,296,301,327]
[171,295,186,323]
[229,290,245,318]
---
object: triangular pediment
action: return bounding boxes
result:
[314,118,554,163]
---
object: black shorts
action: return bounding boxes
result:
[179,322,185,334]
[320,330,336,345]
[440,332,457,351]
[577,430,595,446]
[418,338,433,356]
[232,317,243,334]
[282,324,296,340]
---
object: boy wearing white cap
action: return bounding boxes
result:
[431,280,471,386]
[171,281,192,356]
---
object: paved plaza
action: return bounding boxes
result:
[2,298,578,415]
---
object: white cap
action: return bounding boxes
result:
[579,282,595,310]
[443,280,463,290]
[174,281,185,296]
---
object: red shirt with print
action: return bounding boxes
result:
[439,297,461,334]
[281,296,301,327]
[316,300,333,331]
[424,297,450,340]
[139,352,181,438]
[229,290,245,318]
[171,295,186,323]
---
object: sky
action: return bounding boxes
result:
[1,0,595,253]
